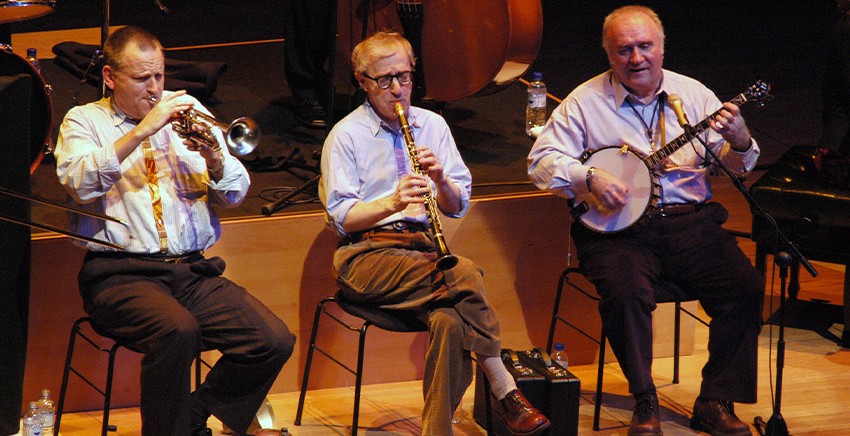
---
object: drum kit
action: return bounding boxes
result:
[0,0,56,174]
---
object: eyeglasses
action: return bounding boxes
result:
[361,70,414,89]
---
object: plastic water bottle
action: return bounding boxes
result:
[551,342,569,371]
[37,389,55,436]
[26,48,41,73]
[22,401,43,436]
[525,71,547,137]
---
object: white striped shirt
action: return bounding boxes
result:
[54,91,250,254]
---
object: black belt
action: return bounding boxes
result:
[648,203,703,218]
[86,250,204,264]
[339,220,429,246]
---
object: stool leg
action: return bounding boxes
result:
[674,302,681,384]
[55,318,86,434]
[351,323,371,436]
[295,300,326,425]
[843,265,850,348]
[593,333,606,431]
[547,270,568,353]
[101,342,121,436]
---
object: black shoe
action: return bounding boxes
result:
[630,391,663,436]
[294,98,326,128]
[691,398,752,435]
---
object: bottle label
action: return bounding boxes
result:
[528,93,546,109]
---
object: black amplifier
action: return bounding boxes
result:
[473,348,580,435]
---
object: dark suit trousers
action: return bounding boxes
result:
[78,253,295,436]
[571,202,764,403]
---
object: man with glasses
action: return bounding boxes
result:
[320,31,549,435]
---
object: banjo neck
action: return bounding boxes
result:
[644,92,749,168]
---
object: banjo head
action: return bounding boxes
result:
[575,146,653,233]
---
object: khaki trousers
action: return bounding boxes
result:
[334,231,502,435]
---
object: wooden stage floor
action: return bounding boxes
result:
[53,317,850,435]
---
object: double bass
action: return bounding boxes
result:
[337,0,543,102]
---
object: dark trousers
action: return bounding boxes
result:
[78,253,295,436]
[572,202,764,403]
[282,0,333,102]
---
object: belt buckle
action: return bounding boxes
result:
[392,221,408,231]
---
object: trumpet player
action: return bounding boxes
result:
[53,26,294,436]
[320,31,549,435]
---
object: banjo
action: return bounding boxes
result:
[570,80,771,233]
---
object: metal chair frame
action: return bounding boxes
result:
[294,293,495,435]
[547,267,709,430]
[56,317,208,435]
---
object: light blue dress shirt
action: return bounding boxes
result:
[528,69,760,205]
[321,101,472,236]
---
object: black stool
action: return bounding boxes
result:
[295,291,484,435]
[55,317,210,435]
[547,267,708,430]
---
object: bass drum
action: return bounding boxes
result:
[0,0,56,23]
[0,44,53,173]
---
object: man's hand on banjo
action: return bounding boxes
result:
[588,168,630,210]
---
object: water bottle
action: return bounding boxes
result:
[525,71,547,137]
[22,401,43,436]
[551,342,569,371]
[26,48,41,73]
[37,389,55,436]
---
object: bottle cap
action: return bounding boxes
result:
[553,342,564,351]
[27,48,37,57]
[532,71,543,81]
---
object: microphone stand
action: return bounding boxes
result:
[682,123,816,436]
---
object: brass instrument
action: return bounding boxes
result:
[394,102,458,270]
[147,95,259,156]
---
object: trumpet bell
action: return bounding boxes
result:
[225,117,259,156]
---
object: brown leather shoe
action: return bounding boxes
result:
[629,391,663,436]
[492,389,550,435]
[691,398,753,435]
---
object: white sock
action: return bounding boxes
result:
[477,353,517,400]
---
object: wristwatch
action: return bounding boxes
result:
[586,166,596,190]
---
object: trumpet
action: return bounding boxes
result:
[394,102,458,271]
[147,95,259,156]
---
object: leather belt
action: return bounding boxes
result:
[86,250,204,264]
[649,203,703,218]
[339,220,429,246]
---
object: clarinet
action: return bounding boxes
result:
[394,102,459,270]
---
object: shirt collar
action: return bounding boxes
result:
[363,100,420,137]
[106,97,139,126]
[609,70,669,109]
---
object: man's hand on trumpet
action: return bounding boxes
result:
[141,90,192,136]
[148,91,225,179]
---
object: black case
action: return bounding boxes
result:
[517,348,581,436]
[473,348,580,435]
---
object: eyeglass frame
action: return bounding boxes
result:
[360,70,415,89]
